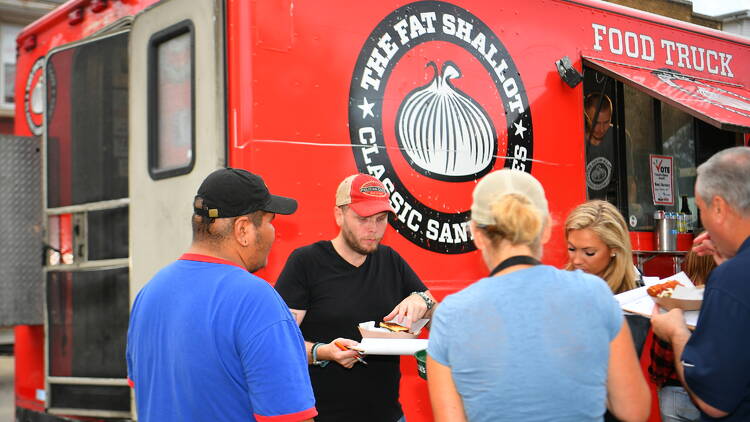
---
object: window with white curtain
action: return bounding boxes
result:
[1,24,23,109]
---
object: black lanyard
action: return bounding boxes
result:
[489,255,541,277]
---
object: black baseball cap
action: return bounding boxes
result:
[194,168,297,218]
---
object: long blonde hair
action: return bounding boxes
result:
[564,200,635,294]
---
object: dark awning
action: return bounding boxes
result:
[583,56,750,133]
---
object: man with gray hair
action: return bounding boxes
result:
[652,146,750,421]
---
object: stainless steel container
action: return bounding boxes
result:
[655,216,678,251]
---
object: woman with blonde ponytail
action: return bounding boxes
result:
[426,170,649,422]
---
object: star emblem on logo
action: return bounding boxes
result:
[513,120,527,139]
[358,97,375,119]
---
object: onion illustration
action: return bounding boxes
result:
[396,61,496,179]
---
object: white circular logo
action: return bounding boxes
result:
[348,1,533,254]
[586,156,612,191]
[24,57,56,136]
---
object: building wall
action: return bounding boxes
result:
[722,20,743,34]
[0,23,22,133]
[717,12,750,38]
[604,0,722,29]
[0,0,64,134]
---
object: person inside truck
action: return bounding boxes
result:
[274,173,437,422]
[126,168,316,422]
[652,146,750,421]
[426,169,650,422]
[584,92,618,203]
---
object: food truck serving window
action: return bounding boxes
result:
[147,20,195,180]
[582,63,745,233]
[624,86,698,230]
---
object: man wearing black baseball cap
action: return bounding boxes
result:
[191,168,298,272]
[127,168,316,422]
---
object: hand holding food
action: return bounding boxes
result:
[650,304,691,342]
[383,293,429,327]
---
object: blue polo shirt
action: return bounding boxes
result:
[126,254,316,422]
[683,236,750,421]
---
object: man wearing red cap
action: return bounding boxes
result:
[275,173,437,422]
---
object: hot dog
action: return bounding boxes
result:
[647,280,683,298]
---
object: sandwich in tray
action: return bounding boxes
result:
[379,321,411,332]
[358,318,429,339]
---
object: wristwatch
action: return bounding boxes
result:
[411,291,435,311]
[311,342,329,367]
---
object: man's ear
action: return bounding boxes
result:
[234,216,254,246]
[713,195,741,226]
[712,196,727,223]
[334,206,344,227]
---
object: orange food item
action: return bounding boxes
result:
[379,321,409,332]
[647,280,683,298]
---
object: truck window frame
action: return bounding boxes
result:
[43,28,133,419]
[147,19,196,180]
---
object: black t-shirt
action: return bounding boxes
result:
[275,241,426,422]
[585,134,617,201]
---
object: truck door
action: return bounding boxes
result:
[44,27,132,418]
[129,0,226,301]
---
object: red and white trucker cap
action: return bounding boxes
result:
[335,174,396,217]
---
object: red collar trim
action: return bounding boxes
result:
[178,253,246,271]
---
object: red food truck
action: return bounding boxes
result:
[2,0,748,420]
